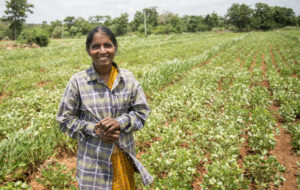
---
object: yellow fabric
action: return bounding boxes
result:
[107,65,135,190]
[107,64,118,90]
[111,147,135,190]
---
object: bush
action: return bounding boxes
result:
[153,24,176,34]
[51,26,64,38]
[18,28,50,47]
[0,22,9,40]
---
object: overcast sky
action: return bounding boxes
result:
[0,0,299,24]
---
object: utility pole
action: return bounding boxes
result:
[144,9,147,36]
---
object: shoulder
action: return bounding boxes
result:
[119,68,135,79]
[119,68,139,84]
[68,68,91,87]
[118,68,142,92]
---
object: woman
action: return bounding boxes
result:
[56,26,153,189]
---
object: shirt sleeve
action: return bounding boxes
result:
[115,82,150,134]
[56,77,98,141]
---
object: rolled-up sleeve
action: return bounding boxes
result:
[116,83,150,134]
[56,77,98,141]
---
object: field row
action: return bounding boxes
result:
[0,29,299,189]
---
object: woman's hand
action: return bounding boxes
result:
[94,117,121,143]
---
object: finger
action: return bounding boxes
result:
[106,133,120,139]
[106,124,120,133]
[108,129,120,135]
[101,120,115,131]
[101,117,114,125]
[100,117,112,124]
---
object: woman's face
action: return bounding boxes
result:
[87,32,116,68]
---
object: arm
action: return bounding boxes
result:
[115,83,150,134]
[56,77,98,141]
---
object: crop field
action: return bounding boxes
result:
[0,29,300,189]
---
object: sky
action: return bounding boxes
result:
[0,0,299,24]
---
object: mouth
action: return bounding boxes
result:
[98,56,108,61]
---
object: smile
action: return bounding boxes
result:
[98,57,108,60]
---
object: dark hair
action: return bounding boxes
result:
[85,26,118,51]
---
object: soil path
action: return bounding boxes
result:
[261,53,300,190]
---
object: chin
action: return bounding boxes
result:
[94,61,112,67]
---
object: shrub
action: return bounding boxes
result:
[51,26,64,38]
[18,28,50,47]
[153,24,176,34]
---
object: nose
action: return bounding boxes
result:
[99,45,107,54]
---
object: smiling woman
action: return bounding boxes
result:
[56,26,153,190]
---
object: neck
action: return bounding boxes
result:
[94,63,112,76]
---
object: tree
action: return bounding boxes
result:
[226,3,253,31]
[111,13,129,36]
[157,11,182,33]
[52,26,64,38]
[143,7,159,27]
[49,20,62,37]
[131,11,144,31]
[131,7,158,33]
[0,19,10,40]
[3,0,34,39]
[184,15,207,32]
[252,3,274,30]
[64,16,75,32]
[273,6,296,27]
[204,13,219,29]
[297,16,300,26]
[73,17,91,36]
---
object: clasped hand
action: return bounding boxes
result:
[94,117,120,143]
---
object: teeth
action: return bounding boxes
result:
[99,57,107,60]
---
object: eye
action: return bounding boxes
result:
[104,43,113,48]
[91,44,100,50]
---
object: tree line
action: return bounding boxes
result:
[1,0,300,44]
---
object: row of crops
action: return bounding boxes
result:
[0,29,299,189]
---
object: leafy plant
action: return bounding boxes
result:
[35,163,76,189]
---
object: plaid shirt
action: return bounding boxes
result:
[56,63,153,189]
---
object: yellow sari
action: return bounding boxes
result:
[107,65,135,190]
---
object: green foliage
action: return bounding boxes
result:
[0,20,10,40]
[152,24,176,34]
[243,154,285,188]
[3,0,34,40]
[202,160,247,190]
[273,6,296,27]
[157,11,182,34]
[18,28,49,46]
[226,3,253,31]
[0,181,32,190]
[251,3,275,30]
[284,123,300,152]
[111,13,129,36]
[36,163,76,189]
[0,30,300,189]
[51,26,64,38]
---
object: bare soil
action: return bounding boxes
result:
[261,52,300,190]
[270,45,280,74]
[0,93,7,104]
[28,150,77,190]
[37,80,52,88]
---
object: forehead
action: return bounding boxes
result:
[91,33,112,44]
